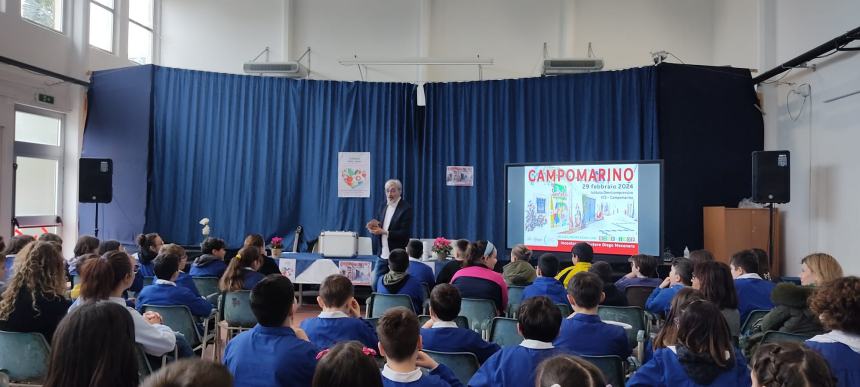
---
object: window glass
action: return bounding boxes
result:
[129,0,153,27]
[89,2,114,52]
[14,111,61,146]
[128,22,153,64]
[21,0,64,31]
[15,156,59,216]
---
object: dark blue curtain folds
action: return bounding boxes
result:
[415,67,658,247]
[139,66,656,248]
[147,67,416,246]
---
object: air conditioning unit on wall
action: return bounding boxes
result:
[243,62,308,78]
[542,58,605,75]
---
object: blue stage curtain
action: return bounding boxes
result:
[416,67,658,247]
[146,67,416,246]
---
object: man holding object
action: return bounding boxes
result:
[367,179,413,288]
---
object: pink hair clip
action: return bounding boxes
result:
[315,346,377,360]
[315,349,331,360]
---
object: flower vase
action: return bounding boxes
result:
[271,248,283,258]
[433,251,446,260]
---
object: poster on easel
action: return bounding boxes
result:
[338,152,370,197]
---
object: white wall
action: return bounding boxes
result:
[759,0,860,276]
[0,0,139,257]
[160,0,758,81]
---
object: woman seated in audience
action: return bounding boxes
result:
[744,253,843,354]
[805,276,860,387]
[692,260,741,336]
[71,250,176,356]
[69,235,99,276]
[220,245,266,292]
[751,342,836,387]
[160,244,202,297]
[627,299,751,386]
[313,341,382,387]
[0,235,36,280]
[0,240,70,342]
[535,354,607,387]
[435,238,468,285]
[502,243,536,286]
[450,240,508,315]
[136,233,164,278]
[44,302,139,387]
[243,234,280,275]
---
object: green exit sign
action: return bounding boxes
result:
[38,93,55,104]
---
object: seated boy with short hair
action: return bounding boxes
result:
[136,253,214,319]
[730,250,776,323]
[420,284,500,363]
[377,307,463,387]
[376,248,426,315]
[469,296,565,387]
[190,237,228,278]
[521,254,569,307]
[300,274,378,349]
[406,240,437,289]
[224,275,318,387]
[645,257,692,317]
[553,272,630,358]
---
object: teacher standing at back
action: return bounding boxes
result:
[367,179,413,285]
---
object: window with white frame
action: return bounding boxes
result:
[13,107,64,237]
[128,0,154,64]
[21,0,64,32]
[90,0,115,52]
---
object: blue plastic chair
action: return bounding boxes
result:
[424,350,480,385]
[221,291,258,346]
[366,293,414,318]
[556,303,573,317]
[0,330,50,382]
[506,286,526,317]
[143,276,155,286]
[488,317,523,347]
[418,315,470,329]
[135,344,153,380]
[582,355,626,387]
[192,277,221,305]
[598,305,645,350]
[625,286,656,309]
[141,304,204,350]
[459,298,498,336]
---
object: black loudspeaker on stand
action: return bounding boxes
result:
[79,158,114,238]
[752,150,790,268]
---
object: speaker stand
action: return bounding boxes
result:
[94,203,100,238]
[767,203,775,274]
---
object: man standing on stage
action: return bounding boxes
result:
[367,179,413,286]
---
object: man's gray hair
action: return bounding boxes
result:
[385,179,403,192]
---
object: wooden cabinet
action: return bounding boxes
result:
[703,206,781,277]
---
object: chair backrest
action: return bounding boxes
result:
[192,277,221,298]
[365,317,379,329]
[135,344,153,380]
[0,330,50,382]
[459,298,497,333]
[143,276,155,286]
[598,305,645,349]
[418,315,469,329]
[582,355,626,387]
[142,304,201,347]
[367,293,414,318]
[625,286,656,309]
[740,309,770,336]
[223,291,258,328]
[424,350,480,385]
[489,317,523,347]
[508,285,526,317]
[556,303,573,317]
[761,330,813,344]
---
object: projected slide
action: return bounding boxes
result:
[507,161,661,256]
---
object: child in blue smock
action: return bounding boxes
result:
[224,275,318,387]
[300,274,378,349]
[628,299,751,386]
[804,276,860,387]
[377,307,462,387]
[419,284,499,363]
[136,252,214,319]
[406,240,437,289]
[730,250,776,323]
[646,257,692,317]
[521,254,569,307]
[469,296,567,387]
[376,249,425,315]
[554,271,630,358]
